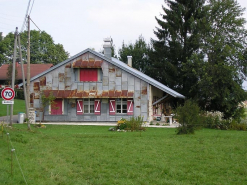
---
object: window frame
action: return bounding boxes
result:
[78,68,102,82]
[116,98,127,114]
[109,98,134,115]
[76,99,101,115]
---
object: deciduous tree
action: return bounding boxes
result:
[118,35,151,74]
[0,30,69,65]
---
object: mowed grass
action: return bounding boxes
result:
[0,124,247,185]
[0,98,26,117]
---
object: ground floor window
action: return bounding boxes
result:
[109,99,133,115]
[50,99,63,115]
[116,98,127,113]
[77,98,101,115]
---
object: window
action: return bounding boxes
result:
[50,99,63,115]
[116,98,127,113]
[79,68,102,82]
[109,99,133,115]
[84,99,94,113]
[76,99,101,115]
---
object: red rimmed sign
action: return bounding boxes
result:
[1,87,15,101]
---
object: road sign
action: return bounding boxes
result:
[2,100,14,104]
[1,87,15,101]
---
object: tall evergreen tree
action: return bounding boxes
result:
[150,0,205,96]
[151,0,247,118]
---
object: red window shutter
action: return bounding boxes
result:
[91,69,98,81]
[94,99,101,115]
[127,100,134,115]
[80,69,86,81]
[77,100,83,115]
[80,69,98,82]
[109,99,116,115]
[51,99,63,115]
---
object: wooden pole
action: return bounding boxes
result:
[17,34,30,130]
[10,27,18,126]
[26,16,31,122]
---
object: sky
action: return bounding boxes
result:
[1,0,247,87]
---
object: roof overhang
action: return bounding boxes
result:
[42,90,134,99]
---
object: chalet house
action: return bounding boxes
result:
[22,38,185,122]
[0,63,53,88]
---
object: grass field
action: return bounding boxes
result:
[0,98,26,117]
[0,124,247,185]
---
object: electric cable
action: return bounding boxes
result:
[20,0,33,32]
[28,0,36,16]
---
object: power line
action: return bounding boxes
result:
[0,16,23,22]
[20,0,33,32]
[29,0,36,16]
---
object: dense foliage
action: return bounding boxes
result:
[175,100,201,134]
[118,35,151,74]
[149,0,247,118]
[0,30,69,66]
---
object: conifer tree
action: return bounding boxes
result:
[151,0,205,96]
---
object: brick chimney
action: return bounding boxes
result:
[103,38,112,59]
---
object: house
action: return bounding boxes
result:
[21,38,185,122]
[0,63,53,88]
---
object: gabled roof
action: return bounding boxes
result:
[0,63,53,80]
[19,48,185,99]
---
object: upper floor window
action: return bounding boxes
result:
[78,68,102,82]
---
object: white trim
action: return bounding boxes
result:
[127,100,133,113]
[77,100,83,113]
[110,100,115,112]
[62,99,64,114]
[95,99,100,113]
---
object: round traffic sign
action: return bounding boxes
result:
[1,87,15,101]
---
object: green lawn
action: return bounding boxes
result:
[0,98,26,117]
[0,125,247,185]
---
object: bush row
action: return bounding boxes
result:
[175,100,247,134]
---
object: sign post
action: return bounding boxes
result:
[1,88,15,124]
[1,87,15,101]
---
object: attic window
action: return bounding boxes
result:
[79,68,102,82]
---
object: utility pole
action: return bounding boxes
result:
[17,34,30,130]
[26,15,31,121]
[9,27,18,126]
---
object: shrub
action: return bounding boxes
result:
[229,119,247,131]
[175,100,201,134]
[15,89,25,100]
[116,116,145,131]
[116,118,127,130]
